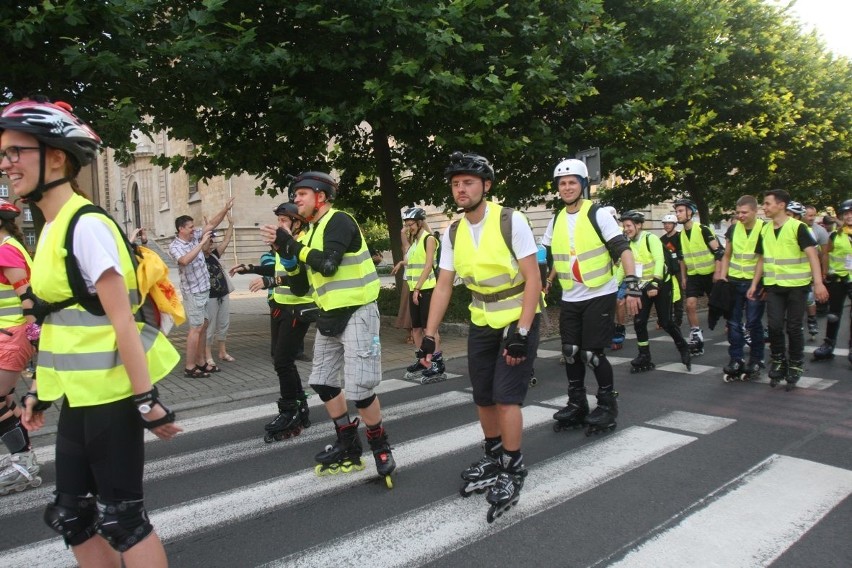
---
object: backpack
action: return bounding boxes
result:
[63,205,185,333]
[423,232,440,277]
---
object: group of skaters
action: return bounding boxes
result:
[0,95,849,565]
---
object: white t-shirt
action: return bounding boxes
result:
[542,207,621,301]
[438,205,538,273]
[42,215,123,294]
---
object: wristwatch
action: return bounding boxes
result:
[517,327,529,338]
[137,403,153,415]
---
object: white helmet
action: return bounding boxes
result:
[553,159,589,181]
[662,214,678,224]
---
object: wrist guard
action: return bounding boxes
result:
[133,386,176,429]
[21,287,54,325]
[420,335,436,356]
[504,332,528,358]
[21,390,52,412]
[623,275,642,298]
[262,276,276,290]
[274,228,303,258]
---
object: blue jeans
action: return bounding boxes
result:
[728,280,765,362]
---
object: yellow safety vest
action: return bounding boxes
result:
[453,202,539,329]
[273,231,314,305]
[551,201,614,290]
[630,231,667,284]
[32,193,179,406]
[0,237,32,328]
[828,231,852,278]
[680,224,716,276]
[761,219,811,287]
[405,231,437,291]
[298,209,380,310]
[728,219,764,280]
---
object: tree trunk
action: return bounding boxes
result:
[371,128,405,290]
[684,174,710,223]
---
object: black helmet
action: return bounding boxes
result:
[839,199,852,214]
[673,198,697,213]
[290,171,338,201]
[0,99,101,173]
[444,151,494,181]
[620,210,645,224]
[402,207,426,221]
[273,202,305,223]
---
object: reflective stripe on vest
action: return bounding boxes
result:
[680,224,715,275]
[273,232,314,305]
[304,209,380,311]
[453,202,538,328]
[405,231,437,290]
[551,201,613,290]
[0,238,32,328]
[828,231,852,278]
[761,219,811,287]
[728,219,764,280]
[31,193,179,406]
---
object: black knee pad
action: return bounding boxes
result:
[354,394,376,409]
[0,413,29,454]
[581,350,606,369]
[310,385,342,402]
[827,313,840,323]
[44,493,99,547]
[561,343,580,364]
[95,498,154,553]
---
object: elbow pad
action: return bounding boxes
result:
[712,246,725,261]
[606,235,631,262]
[318,250,343,277]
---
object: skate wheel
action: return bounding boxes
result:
[529,377,537,387]
[340,463,353,473]
[487,505,497,524]
[459,481,472,498]
[384,475,393,489]
[264,434,275,443]
[31,476,42,488]
[552,423,562,433]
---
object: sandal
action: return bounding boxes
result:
[184,366,210,378]
[200,362,220,373]
[220,354,235,362]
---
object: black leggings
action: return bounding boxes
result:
[271,303,311,400]
[634,282,687,348]
[55,397,144,501]
[766,285,808,362]
[823,279,850,344]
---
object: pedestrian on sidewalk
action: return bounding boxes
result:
[748,189,828,390]
[3,97,181,568]
[421,151,540,519]
[203,213,236,369]
[233,202,315,442]
[169,197,234,378]
[262,172,395,485]
[544,159,640,435]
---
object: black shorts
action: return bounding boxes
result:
[468,315,540,406]
[559,293,616,350]
[685,273,714,298]
[409,288,434,329]
[55,397,145,501]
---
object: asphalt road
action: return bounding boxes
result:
[1,321,851,568]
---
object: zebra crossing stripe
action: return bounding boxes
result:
[29,378,418,467]
[264,426,696,568]
[605,454,852,567]
[2,405,556,567]
[0,390,474,519]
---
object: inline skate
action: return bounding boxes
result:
[314,419,365,476]
[807,317,819,340]
[403,349,427,380]
[528,368,537,388]
[611,324,626,350]
[812,339,834,362]
[486,457,527,524]
[585,391,619,436]
[688,328,704,356]
[264,397,310,443]
[552,388,589,432]
[459,439,502,498]
[678,343,692,371]
[785,360,803,392]
[0,451,42,495]
[742,359,762,381]
[420,352,447,384]
[722,358,746,382]
[768,356,787,388]
[366,425,396,489]
[629,346,655,374]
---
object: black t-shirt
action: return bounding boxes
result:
[770,222,816,251]
[206,250,230,298]
[724,223,764,255]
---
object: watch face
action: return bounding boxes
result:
[518,327,529,337]
[138,404,152,414]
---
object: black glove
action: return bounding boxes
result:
[274,228,303,258]
[21,390,52,412]
[21,288,54,325]
[623,275,642,298]
[504,332,528,358]
[420,335,436,356]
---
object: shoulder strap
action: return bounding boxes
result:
[65,204,137,316]
[449,207,522,261]
[587,203,606,245]
[448,219,461,249]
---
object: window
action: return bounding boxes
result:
[24,230,36,246]
[188,176,199,200]
[23,208,32,222]
[0,184,7,198]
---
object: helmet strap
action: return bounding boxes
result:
[19,142,69,203]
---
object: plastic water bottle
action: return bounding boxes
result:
[370,335,381,357]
